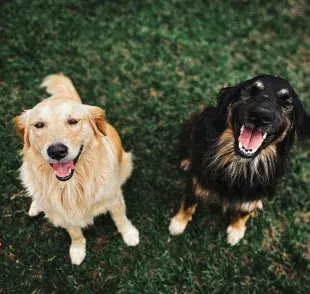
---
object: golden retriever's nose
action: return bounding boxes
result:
[47,143,68,161]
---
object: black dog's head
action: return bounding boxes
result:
[217,75,309,158]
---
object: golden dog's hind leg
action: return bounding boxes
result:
[119,151,133,185]
[28,200,41,217]
[109,192,139,246]
[227,211,253,246]
[66,227,86,265]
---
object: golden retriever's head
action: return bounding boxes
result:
[15,97,106,181]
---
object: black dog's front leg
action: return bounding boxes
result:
[169,178,198,235]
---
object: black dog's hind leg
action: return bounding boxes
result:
[179,113,199,171]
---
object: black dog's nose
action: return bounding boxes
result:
[47,143,68,160]
[249,107,273,126]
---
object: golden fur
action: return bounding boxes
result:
[15,74,139,265]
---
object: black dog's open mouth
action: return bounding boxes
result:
[50,145,83,181]
[235,125,274,158]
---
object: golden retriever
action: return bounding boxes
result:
[15,74,139,265]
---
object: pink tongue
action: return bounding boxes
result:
[52,161,75,178]
[238,128,263,150]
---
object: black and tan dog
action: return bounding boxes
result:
[169,75,309,245]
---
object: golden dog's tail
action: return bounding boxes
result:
[41,74,81,103]
[120,151,133,185]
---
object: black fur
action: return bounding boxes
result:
[181,75,309,208]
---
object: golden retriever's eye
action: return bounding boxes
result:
[68,119,79,125]
[34,122,45,128]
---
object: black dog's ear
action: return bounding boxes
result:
[293,95,310,139]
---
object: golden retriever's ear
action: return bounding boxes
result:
[14,111,30,148]
[86,105,107,136]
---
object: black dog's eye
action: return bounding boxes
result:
[250,87,260,96]
[240,89,252,100]
[281,98,293,107]
[68,119,79,125]
[34,122,45,128]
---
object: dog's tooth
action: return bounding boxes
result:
[239,142,243,150]
[263,133,267,140]
[240,125,245,134]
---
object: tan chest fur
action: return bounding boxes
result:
[20,137,121,228]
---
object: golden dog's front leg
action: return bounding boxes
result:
[109,192,140,247]
[66,227,86,265]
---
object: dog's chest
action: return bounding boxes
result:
[21,147,120,227]
[196,149,279,202]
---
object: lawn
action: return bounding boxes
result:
[0,0,309,293]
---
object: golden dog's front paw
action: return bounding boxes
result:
[69,240,86,265]
[122,224,140,246]
[227,225,246,246]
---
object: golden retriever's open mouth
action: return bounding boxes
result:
[50,145,83,181]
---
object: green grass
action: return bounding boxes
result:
[0,0,309,293]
